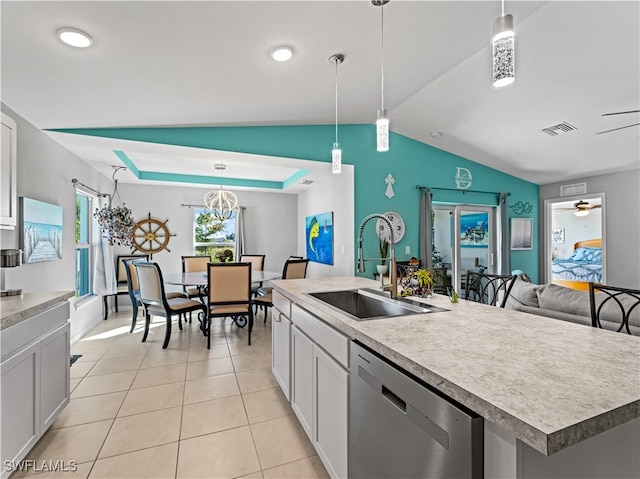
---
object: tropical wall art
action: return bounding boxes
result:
[20,197,63,263]
[305,212,334,265]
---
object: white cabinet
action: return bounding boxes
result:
[290,304,349,479]
[0,112,17,229]
[1,301,70,479]
[271,291,292,400]
[291,325,314,437]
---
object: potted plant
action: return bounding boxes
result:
[400,268,434,297]
[94,204,135,246]
[377,239,389,275]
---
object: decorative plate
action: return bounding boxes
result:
[376,212,405,243]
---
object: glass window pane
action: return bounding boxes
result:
[76,193,90,244]
[193,208,236,261]
[76,248,90,297]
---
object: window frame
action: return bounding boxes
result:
[75,189,95,298]
[192,207,237,261]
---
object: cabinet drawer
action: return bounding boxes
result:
[273,291,291,318]
[292,305,349,369]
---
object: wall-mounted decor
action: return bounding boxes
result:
[384,173,395,199]
[131,212,176,259]
[455,167,472,189]
[19,197,63,263]
[511,217,533,250]
[552,227,565,244]
[460,212,488,248]
[509,200,533,215]
[376,211,405,243]
[306,212,334,265]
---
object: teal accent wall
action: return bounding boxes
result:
[50,124,540,282]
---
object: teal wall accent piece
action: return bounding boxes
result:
[49,124,540,282]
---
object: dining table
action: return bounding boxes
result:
[164,270,282,289]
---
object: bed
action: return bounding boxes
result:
[552,238,602,291]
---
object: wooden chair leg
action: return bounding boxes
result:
[130,302,138,333]
[207,317,212,349]
[103,295,109,320]
[142,313,151,342]
[162,316,172,349]
[248,312,253,346]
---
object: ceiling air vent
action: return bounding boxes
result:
[541,122,577,136]
[298,179,314,185]
[560,182,587,197]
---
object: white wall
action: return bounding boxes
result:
[540,169,640,288]
[1,104,114,341]
[297,165,355,278]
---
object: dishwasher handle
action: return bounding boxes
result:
[382,385,406,413]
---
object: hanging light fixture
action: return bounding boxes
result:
[328,53,345,174]
[373,0,390,152]
[204,163,238,221]
[492,0,515,87]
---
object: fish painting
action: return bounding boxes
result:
[305,212,334,265]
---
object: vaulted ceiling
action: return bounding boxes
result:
[2,1,638,189]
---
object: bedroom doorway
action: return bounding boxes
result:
[544,193,606,289]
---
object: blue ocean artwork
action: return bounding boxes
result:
[23,221,63,263]
[306,212,334,265]
[460,212,489,247]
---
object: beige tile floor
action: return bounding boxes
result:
[12,310,329,479]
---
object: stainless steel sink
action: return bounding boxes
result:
[308,288,448,321]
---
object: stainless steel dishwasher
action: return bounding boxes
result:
[350,341,483,479]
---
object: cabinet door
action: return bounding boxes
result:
[40,323,70,430]
[291,326,314,439]
[1,341,40,469]
[1,112,17,229]
[271,308,291,400]
[313,346,349,479]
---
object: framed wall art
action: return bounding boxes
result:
[510,217,533,250]
[305,211,334,265]
[552,227,565,244]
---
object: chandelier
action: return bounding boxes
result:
[204,163,238,220]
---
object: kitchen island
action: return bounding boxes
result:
[270,276,639,478]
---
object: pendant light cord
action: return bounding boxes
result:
[335,59,339,144]
[502,0,505,16]
[380,3,385,110]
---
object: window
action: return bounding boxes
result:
[75,191,93,297]
[193,208,236,261]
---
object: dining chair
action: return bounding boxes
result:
[134,261,207,349]
[206,262,253,348]
[588,283,640,335]
[124,259,185,334]
[103,254,149,320]
[254,258,309,322]
[239,254,266,297]
[464,271,516,308]
[181,255,211,300]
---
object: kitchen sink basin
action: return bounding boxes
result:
[308,288,448,321]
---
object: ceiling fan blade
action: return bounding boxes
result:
[596,122,640,135]
[601,110,640,116]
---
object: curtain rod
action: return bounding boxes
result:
[415,185,511,196]
[71,178,109,197]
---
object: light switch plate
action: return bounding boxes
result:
[405,246,410,254]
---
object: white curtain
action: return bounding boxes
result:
[419,187,433,270]
[498,192,511,275]
[236,206,246,258]
[93,196,116,295]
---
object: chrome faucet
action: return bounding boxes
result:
[357,214,397,299]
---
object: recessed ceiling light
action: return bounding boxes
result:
[271,46,294,62]
[56,28,93,48]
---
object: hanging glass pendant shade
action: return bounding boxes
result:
[492,11,515,87]
[203,164,238,220]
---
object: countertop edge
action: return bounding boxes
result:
[1,291,75,331]
[272,281,639,456]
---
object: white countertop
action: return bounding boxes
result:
[271,276,640,456]
[0,291,75,331]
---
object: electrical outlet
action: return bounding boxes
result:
[341,246,345,255]
[405,246,410,254]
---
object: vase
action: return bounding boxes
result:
[376,264,389,275]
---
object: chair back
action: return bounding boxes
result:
[432,264,450,294]
[239,254,265,272]
[134,262,167,306]
[465,271,516,308]
[123,258,145,299]
[589,283,640,335]
[283,258,309,280]
[182,255,211,273]
[208,262,252,306]
[116,254,149,284]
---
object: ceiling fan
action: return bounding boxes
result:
[596,109,640,135]
[557,200,602,216]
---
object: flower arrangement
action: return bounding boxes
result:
[94,204,135,246]
[400,268,434,297]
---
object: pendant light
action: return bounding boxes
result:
[329,54,345,174]
[492,0,515,87]
[204,163,238,220]
[373,0,390,152]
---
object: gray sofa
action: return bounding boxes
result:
[504,279,640,335]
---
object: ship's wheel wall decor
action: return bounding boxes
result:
[131,213,176,259]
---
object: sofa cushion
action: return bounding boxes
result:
[537,283,591,317]
[504,278,540,309]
